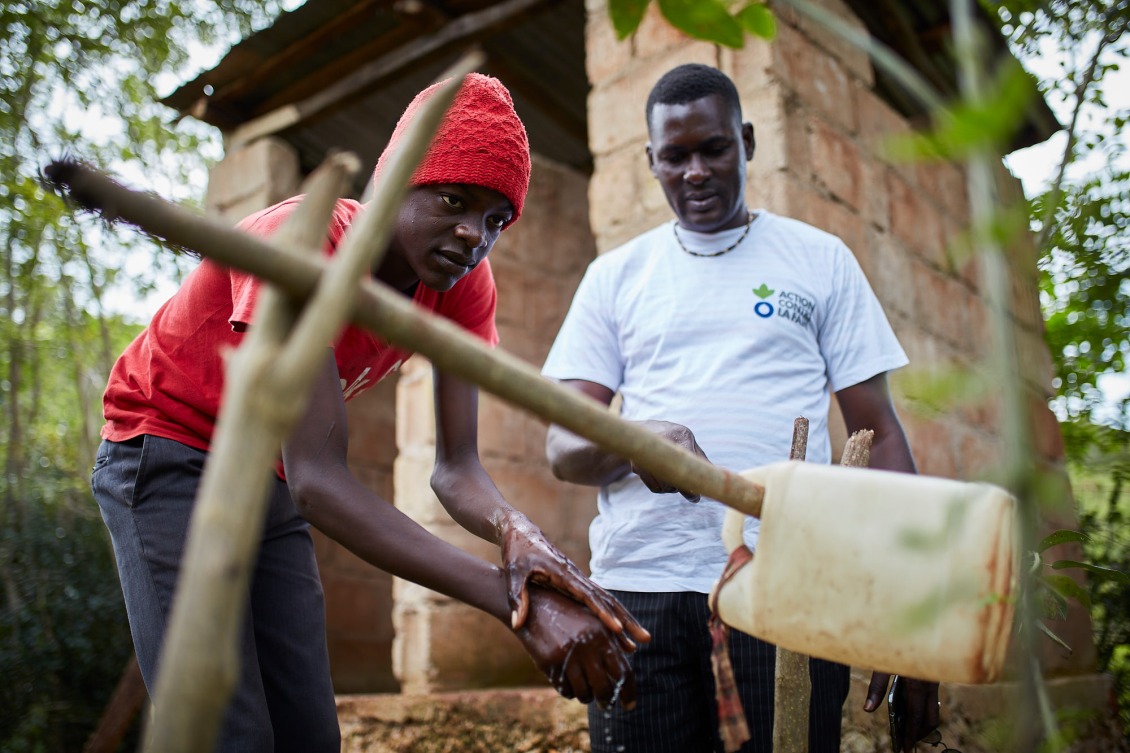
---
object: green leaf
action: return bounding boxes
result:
[1037,620,1074,655]
[1041,581,1069,620]
[897,577,980,631]
[657,0,744,48]
[896,502,969,553]
[893,364,990,418]
[1038,529,1090,552]
[1039,573,1091,609]
[1050,560,1130,583]
[946,202,1031,270]
[735,3,776,40]
[608,0,650,40]
[881,56,1038,162]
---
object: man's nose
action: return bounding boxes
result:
[454,216,486,249]
[684,153,709,183]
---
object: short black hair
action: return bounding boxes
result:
[645,63,742,127]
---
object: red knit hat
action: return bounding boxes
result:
[373,73,531,227]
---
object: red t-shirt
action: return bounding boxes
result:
[101,196,499,451]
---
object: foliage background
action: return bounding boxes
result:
[1001,0,1130,741]
[0,2,289,750]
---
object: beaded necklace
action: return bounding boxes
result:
[673,211,755,258]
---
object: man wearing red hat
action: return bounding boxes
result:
[91,73,647,752]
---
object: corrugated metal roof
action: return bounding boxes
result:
[165,0,589,195]
[162,0,1057,195]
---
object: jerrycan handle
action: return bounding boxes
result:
[721,508,748,554]
[720,461,796,554]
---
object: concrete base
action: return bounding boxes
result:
[337,672,1127,752]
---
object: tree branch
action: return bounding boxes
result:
[1034,10,1127,251]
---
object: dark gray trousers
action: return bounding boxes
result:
[589,590,850,753]
[92,435,340,753]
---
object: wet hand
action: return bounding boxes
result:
[501,517,650,651]
[630,420,710,503]
[865,671,940,752]
[515,586,637,709]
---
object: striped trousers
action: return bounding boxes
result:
[590,591,850,753]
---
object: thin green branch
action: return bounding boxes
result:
[952,0,1051,748]
[1034,11,1128,252]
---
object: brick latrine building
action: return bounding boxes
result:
[164,0,1121,748]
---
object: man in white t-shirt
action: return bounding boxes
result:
[542,63,939,753]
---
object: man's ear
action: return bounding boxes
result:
[743,122,755,161]
[646,142,658,176]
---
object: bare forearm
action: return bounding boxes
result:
[837,373,917,476]
[545,424,631,487]
[866,423,917,475]
[295,471,510,622]
[430,455,523,544]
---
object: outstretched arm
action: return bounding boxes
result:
[281,352,635,706]
[836,372,938,751]
[545,379,709,502]
[430,368,648,647]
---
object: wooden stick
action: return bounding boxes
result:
[771,426,875,752]
[43,178,767,522]
[82,653,146,753]
[841,429,874,470]
[772,418,811,753]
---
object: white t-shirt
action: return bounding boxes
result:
[542,211,908,593]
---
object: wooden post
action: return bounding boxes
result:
[841,429,874,470]
[772,418,811,753]
[772,425,874,752]
[82,653,146,753]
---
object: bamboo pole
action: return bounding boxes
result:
[126,54,481,753]
[44,179,767,523]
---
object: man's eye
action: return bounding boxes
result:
[440,194,463,209]
[488,215,508,229]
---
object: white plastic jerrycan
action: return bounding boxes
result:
[715,461,1017,684]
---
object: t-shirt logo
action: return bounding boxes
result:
[752,283,775,318]
[752,283,815,326]
[340,367,372,400]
